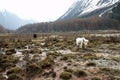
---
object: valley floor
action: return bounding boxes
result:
[0,32,120,80]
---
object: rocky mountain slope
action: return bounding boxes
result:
[103,1,120,21]
[59,0,120,19]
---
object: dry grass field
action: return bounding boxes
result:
[0,31,120,80]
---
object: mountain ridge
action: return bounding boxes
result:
[59,0,120,19]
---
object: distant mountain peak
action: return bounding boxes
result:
[0,10,36,30]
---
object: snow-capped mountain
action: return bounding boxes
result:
[0,10,36,30]
[59,0,120,19]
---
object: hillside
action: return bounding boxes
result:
[0,24,4,33]
[16,17,120,33]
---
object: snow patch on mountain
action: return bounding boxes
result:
[80,0,119,15]
[99,7,113,17]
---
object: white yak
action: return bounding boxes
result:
[76,37,89,48]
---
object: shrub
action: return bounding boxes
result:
[74,69,87,77]
[42,69,56,78]
[60,54,76,61]
[109,46,120,50]
[60,56,68,61]
[86,62,96,67]
[0,55,18,70]
[48,52,61,57]
[0,74,6,80]
[32,54,40,61]
[51,71,56,78]
[26,64,42,76]
[7,67,23,76]
[91,77,101,80]
[8,74,23,80]
[64,68,73,73]
[38,57,54,69]
[6,48,16,55]
[83,53,96,60]
[100,67,111,72]
[60,71,72,80]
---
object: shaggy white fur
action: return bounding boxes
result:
[76,37,89,48]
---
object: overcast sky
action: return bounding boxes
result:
[0,0,75,22]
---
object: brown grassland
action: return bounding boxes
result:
[0,31,120,80]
